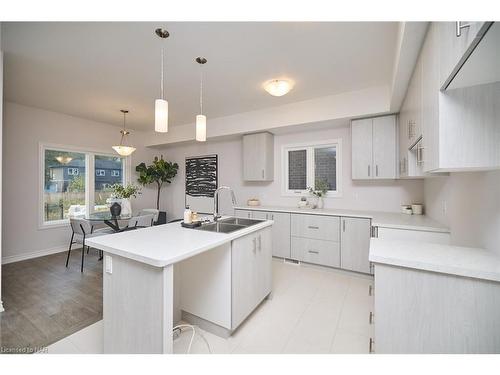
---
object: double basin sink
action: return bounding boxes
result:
[194,217,263,234]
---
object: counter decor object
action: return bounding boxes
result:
[136,156,179,225]
[401,205,413,215]
[184,206,193,224]
[181,221,201,229]
[109,184,142,217]
[298,197,309,208]
[308,179,328,209]
[247,198,261,206]
[412,204,423,215]
[110,202,121,217]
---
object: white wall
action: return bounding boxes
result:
[424,171,500,254]
[159,125,424,221]
[1,102,161,263]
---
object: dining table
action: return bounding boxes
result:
[84,211,138,232]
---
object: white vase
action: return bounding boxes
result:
[316,196,324,209]
[120,198,132,216]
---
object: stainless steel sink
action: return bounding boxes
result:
[194,217,263,233]
[219,217,263,226]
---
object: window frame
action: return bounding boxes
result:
[281,139,342,198]
[38,143,131,230]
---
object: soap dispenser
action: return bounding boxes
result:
[184,205,192,224]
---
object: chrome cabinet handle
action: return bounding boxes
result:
[308,250,319,254]
[369,338,375,353]
[258,235,262,251]
[270,214,274,220]
[456,21,471,37]
[261,169,265,178]
[375,165,379,177]
[308,225,319,229]
[342,220,346,232]
[369,311,374,324]
[252,237,257,253]
[368,285,373,296]
[368,165,370,177]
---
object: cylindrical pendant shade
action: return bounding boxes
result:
[196,114,207,142]
[155,99,169,133]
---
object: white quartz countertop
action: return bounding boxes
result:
[369,238,500,282]
[86,219,273,268]
[234,205,449,233]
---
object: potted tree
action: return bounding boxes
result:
[135,156,178,224]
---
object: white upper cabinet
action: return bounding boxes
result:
[352,115,396,180]
[351,118,373,179]
[243,132,274,181]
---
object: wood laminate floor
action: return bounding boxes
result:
[0,249,103,354]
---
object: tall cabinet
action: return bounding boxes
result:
[351,115,397,180]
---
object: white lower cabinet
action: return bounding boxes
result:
[340,217,372,274]
[234,209,291,258]
[291,237,340,268]
[374,263,500,353]
[231,227,272,330]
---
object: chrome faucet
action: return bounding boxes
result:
[213,186,237,221]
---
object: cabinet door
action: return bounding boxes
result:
[372,116,396,179]
[231,233,258,329]
[255,228,272,301]
[340,217,371,274]
[267,212,291,258]
[251,211,268,220]
[243,133,274,181]
[421,23,440,172]
[234,209,252,219]
[351,118,373,179]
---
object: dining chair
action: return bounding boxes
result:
[128,214,156,228]
[66,218,114,272]
[139,209,160,224]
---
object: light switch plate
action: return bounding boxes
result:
[105,255,112,274]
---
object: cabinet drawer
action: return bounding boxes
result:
[291,214,340,241]
[291,237,340,268]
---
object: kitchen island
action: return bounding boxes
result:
[87,218,273,354]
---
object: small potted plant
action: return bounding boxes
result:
[307,179,329,209]
[109,184,141,216]
[136,156,178,224]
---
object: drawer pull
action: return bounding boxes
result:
[307,225,320,230]
[308,250,319,254]
[369,338,374,353]
[369,311,374,324]
[368,285,373,296]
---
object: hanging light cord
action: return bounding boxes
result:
[160,44,165,100]
[120,111,128,146]
[199,64,203,115]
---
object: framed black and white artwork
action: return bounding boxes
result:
[185,154,218,214]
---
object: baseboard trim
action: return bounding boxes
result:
[1,245,80,265]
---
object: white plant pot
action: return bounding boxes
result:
[120,198,132,216]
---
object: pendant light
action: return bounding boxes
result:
[195,57,207,142]
[155,28,170,133]
[113,110,136,156]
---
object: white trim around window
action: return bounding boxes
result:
[38,142,132,230]
[281,138,342,198]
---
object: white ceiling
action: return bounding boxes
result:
[2,22,398,131]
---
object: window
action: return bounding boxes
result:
[282,139,342,197]
[43,150,86,223]
[94,156,124,213]
[41,145,128,227]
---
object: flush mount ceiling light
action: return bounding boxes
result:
[113,110,136,157]
[195,57,208,142]
[154,28,170,133]
[264,79,294,97]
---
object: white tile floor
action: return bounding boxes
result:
[43,259,374,354]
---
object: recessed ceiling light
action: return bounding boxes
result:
[264,79,294,97]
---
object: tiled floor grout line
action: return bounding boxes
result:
[327,278,352,353]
